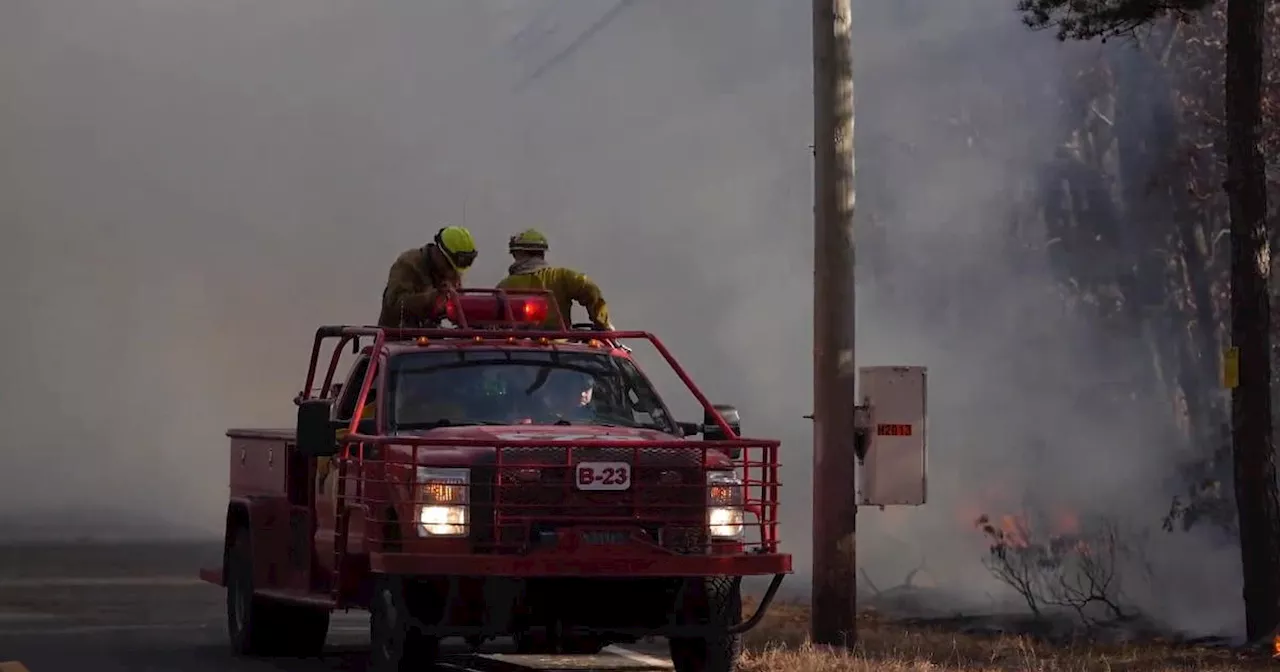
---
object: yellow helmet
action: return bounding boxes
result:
[433,226,477,270]
[508,228,549,253]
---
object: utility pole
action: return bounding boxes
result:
[1223,0,1280,643]
[811,0,858,648]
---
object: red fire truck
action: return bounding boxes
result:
[199,288,791,672]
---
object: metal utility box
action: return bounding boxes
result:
[856,366,927,506]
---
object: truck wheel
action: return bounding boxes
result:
[226,526,330,657]
[668,577,742,672]
[370,575,441,672]
[226,526,278,656]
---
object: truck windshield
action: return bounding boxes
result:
[386,349,677,434]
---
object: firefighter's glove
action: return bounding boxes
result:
[598,322,631,353]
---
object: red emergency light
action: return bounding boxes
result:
[444,294,549,327]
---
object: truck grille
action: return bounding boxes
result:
[485,446,708,553]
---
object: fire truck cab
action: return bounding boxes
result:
[200,289,791,672]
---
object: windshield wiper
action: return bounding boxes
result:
[398,420,456,431]
[592,415,644,429]
[596,418,677,433]
[397,420,510,430]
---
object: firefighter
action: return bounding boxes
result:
[543,372,596,423]
[377,226,478,328]
[551,372,595,420]
[517,369,596,424]
[497,229,613,331]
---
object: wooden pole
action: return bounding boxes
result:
[1223,0,1280,643]
[811,0,858,648]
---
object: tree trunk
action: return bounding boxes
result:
[1224,0,1280,643]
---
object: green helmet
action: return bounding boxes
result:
[433,226,477,270]
[508,228,549,253]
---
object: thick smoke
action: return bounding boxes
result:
[0,0,1239,634]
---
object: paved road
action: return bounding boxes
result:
[0,542,672,672]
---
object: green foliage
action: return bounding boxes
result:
[1016,0,1214,40]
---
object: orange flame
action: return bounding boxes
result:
[1054,510,1080,535]
[1272,634,1279,658]
[980,508,1085,551]
[1000,515,1031,548]
[967,492,1087,553]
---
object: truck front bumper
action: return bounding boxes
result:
[369,551,791,577]
[394,572,788,639]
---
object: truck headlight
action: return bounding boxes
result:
[415,467,469,537]
[707,470,744,539]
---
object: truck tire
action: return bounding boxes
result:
[226,526,330,657]
[668,577,742,672]
[370,575,441,672]
[227,526,277,656]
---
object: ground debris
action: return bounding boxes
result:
[742,597,1275,671]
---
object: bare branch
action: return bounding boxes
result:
[976,511,1146,626]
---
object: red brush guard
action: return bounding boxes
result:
[303,305,791,579]
[342,436,788,577]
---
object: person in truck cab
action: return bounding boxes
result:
[497,229,613,331]
[521,369,597,424]
[377,226,478,328]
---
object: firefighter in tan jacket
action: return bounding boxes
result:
[496,229,612,331]
[377,226,478,328]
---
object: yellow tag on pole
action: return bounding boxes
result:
[1223,347,1240,389]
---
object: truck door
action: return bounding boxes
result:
[285,436,312,584]
[315,354,372,574]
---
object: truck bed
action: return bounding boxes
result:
[226,428,295,441]
[227,428,297,497]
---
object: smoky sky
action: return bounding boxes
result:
[0,0,1241,634]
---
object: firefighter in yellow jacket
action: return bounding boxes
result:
[497,229,612,330]
[377,226,478,328]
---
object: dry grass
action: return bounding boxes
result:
[739,599,1277,671]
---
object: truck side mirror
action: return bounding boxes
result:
[297,399,337,457]
[703,404,742,459]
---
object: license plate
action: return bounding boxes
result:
[575,461,631,491]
